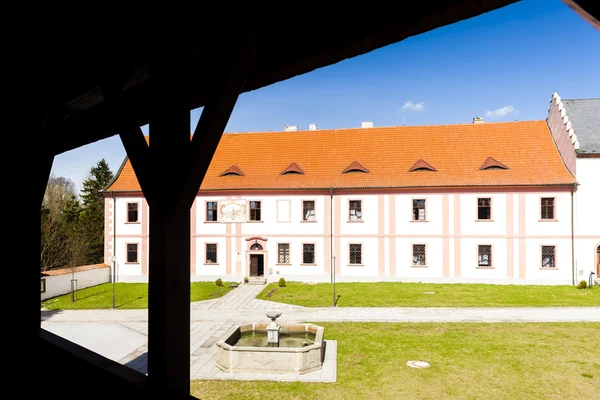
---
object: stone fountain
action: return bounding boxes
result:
[215,311,325,374]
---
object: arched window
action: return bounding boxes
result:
[250,242,263,251]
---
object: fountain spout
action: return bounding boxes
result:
[266,311,282,346]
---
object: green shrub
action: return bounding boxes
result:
[278,277,287,287]
[215,278,223,287]
[577,280,587,289]
[244,276,249,283]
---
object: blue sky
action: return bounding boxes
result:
[51,0,599,194]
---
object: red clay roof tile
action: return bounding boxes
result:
[106,121,576,192]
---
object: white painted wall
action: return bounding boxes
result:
[460,193,506,236]
[395,238,444,279]
[574,158,600,279]
[41,266,110,301]
[460,238,508,280]
[524,192,571,237]
[340,195,378,235]
[395,194,443,236]
[339,237,378,278]
[523,238,572,284]
[114,236,143,281]
[110,188,584,285]
[115,197,144,236]
[195,237,227,276]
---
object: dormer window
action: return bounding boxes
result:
[408,159,437,172]
[342,161,369,174]
[220,165,244,176]
[280,162,305,175]
[479,157,508,170]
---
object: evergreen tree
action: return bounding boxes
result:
[80,159,113,264]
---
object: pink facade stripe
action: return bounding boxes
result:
[235,225,242,276]
[506,194,514,278]
[453,194,461,277]
[442,195,450,277]
[334,196,342,276]
[389,194,396,277]
[324,195,331,278]
[518,194,527,279]
[226,223,232,276]
[378,195,385,276]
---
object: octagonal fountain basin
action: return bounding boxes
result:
[216,322,325,375]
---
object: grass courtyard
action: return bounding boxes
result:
[257,281,600,307]
[191,322,600,400]
[40,281,235,310]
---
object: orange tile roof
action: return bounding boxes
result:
[106,120,576,192]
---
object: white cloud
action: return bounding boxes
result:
[485,105,516,118]
[402,100,424,111]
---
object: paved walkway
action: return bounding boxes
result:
[40,284,600,382]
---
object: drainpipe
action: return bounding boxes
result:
[571,185,576,286]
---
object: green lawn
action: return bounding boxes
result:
[192,322,600,400]
[257,282,600,307]
[41,281,235,310]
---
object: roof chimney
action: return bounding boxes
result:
[361,121,374,128]
[284,125,298,132]
[473,116,484,124]
[309,123,317,131]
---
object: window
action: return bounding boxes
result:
[41,278,46,293]
[478,245,492,267]
[249,201,261,221]
[278,243,290,264]
[127,203,139,222]
[541,246,556,268]
[206,201,218,222]
[303,200,316,221]
[303,243,315,264]
[349,243,362,265]
[349,200,362,221]
[412,244,426,266]
[413,199,426,221]
[478,198,491,220]
[541,198,555,220]
[205,243,217,264]
[127,243,138,263]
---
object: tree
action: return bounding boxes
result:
[80,159,113,264]
[40,175,78,270]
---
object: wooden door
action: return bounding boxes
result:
[250,254,258,276]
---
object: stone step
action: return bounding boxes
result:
[246,278,266,285]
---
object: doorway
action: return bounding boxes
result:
[250,254,264,277]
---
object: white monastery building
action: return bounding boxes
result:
[104,93,600,285]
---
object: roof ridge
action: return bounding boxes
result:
[222,120,545,136]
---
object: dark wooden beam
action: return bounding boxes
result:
[51,1,521,156]
[178,23,259,213]
[102,82,154,201]
[564,0,600,31]
[145,42,192,397]
[10,119,54,371]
